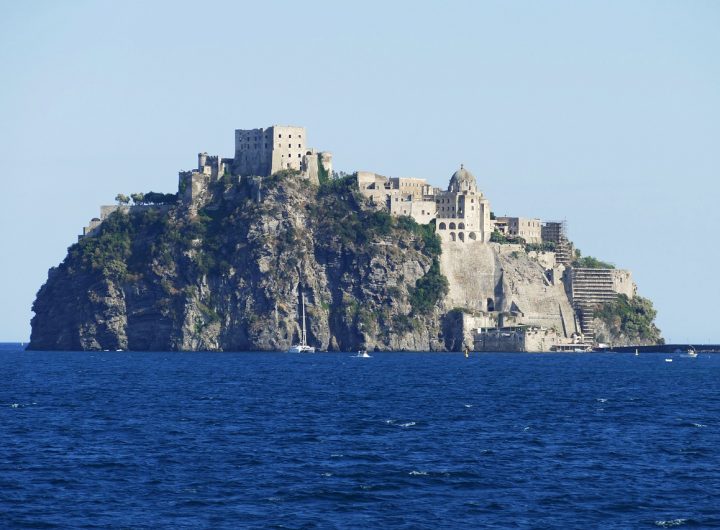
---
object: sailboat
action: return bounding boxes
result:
[288,294,315,353]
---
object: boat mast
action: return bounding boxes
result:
[301,294,307,347]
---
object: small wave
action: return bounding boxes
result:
[464,404,473,408]
[596,398,608,403]
[679,421,708,428]
[409,470,428,476]
[399,421,416,428]
[523,426,530,431]
[385,419,395,425]
[655,519,687,528]
[10,403,19,408]
[321,472,333,477]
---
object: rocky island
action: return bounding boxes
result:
[29,125,662,352]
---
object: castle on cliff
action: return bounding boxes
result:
[81,124,638,351]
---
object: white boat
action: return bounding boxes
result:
[687,347,698,358]
[288,293,315,353]
[356,350,371,358]
[665,358,673,363]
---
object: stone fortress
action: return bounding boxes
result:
[356,151,636,351]
[82,124,637,352]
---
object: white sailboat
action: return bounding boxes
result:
[288,294,315,353]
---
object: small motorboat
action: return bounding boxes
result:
[356,350,371,358]
[687,347,698,358]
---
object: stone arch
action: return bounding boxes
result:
[306,151,312,155]
[487,298,495,312]
[468,232,477,240]
[458,222,465,229]
[450,232,456,241]
[438,222,446,230]
[458,232,465,242]
[449,222,456,230]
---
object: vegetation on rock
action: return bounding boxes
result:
[31,171,449,352]
[594,294,663,345]
[572,255,615,269]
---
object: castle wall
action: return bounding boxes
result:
[439,242,579,337]
[302,150,320,185]
[474,326,562,352]
[269,125,306,173]
[498,217,542,244]
[319,152,333,180]
[612,270,636,299]
[390,198,436,224]
[234,125,325,179]
[358,172,394,209]
[234,127,274,176]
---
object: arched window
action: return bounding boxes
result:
[458,232,465,242]
[469,232,477,240]
[449,222,456,230]
[450,232,456,241]
[458,223,465,230]
[439,222,446,230]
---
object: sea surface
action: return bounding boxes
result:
[1,346,719,529]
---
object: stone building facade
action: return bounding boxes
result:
[358,166,492,243]
[434,166,492,244]
[496,216,542,244]
[233,125,332,182]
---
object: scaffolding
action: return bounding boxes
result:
[569,268,618,343]
[541,220,571,265]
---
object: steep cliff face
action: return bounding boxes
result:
[30,172,663,351]
[592,294,663,346]
[30,175,448,351]
[440,243,579,336]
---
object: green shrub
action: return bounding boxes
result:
[572,256,615,269]
[595,294,663,343]
[317,154,330,185]
[490,230,524,245]
[409,258,449,314]
[525,241,556,252]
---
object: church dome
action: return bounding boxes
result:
[448,164,477,192]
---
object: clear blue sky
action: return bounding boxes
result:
[1,0,718,343]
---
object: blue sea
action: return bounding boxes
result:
[2,346,719,529]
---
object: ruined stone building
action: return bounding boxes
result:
[233,125,332,181]
[495,216,542,244]
[176,125,332,213]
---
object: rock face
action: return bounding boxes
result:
[29,173,662,351]
[30,175,449,351]
[440,242,578,336]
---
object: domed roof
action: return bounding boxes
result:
[448,164,477,192]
